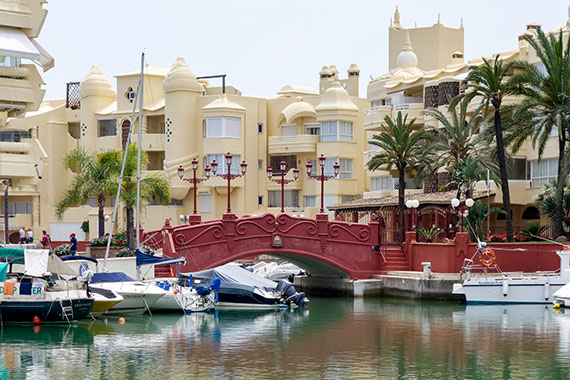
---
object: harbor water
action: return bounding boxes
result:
[1,297,570,379]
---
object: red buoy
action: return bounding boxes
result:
[33,315,41,325]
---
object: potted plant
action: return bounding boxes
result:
[415,227,444,243]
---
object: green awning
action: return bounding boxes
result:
[0,247,25,264]
[0,247,24,258]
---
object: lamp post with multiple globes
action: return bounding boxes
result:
[177,158,211,216]
[266,160,299,213]
[305,154,340,213]
[451,197,474,233]
[210,153,247,214]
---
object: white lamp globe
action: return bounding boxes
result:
[451,198,460,208]
[412,199,420,208]
[406,200,413,208]
[465,198,474,208]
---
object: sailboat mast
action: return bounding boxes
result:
[136,53,145,249]
[104,52,144,269]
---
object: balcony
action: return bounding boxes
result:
[363,106,391,131]
[393,103,424,125]
[268,134,319,155]
[0,64,45,118]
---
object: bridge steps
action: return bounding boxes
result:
[382,247,411,271]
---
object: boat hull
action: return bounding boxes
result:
[454,278,567,304]
[0,298,94,323]
[90,283,165,314]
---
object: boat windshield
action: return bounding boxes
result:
[91,272,134,283]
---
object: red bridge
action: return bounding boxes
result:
[143,213,384,279]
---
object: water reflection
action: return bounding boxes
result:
[1,299,570,379]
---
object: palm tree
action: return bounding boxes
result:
[99,144,170,250]
[457,56,518,241]
[422,99,498,196]
[506,29,570,237]
[56,148,117,237]
[535,179,570,231]
[367,111,432,244]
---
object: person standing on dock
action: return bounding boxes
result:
[19,226,26,244]
[41,230,52,251]
[69,233,78,256]
[26,228,33,243]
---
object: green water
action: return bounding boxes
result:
[1,298,569,379]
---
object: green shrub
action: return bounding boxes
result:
[415,227,444,242]
[54,244,70,257]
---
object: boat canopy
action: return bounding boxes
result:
[0,247,24,262]
[135,249,186,267]
[91,272,135,283]
[187,264,278,296]
[60,255,99,265]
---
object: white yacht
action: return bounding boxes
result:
[452,246,570,304]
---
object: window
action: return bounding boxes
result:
[204,117,240,138]
[200,194,211,213]
[258,124,263,133]
[269,155,297,174]
[0,129,31,142]
[323,195,335,212]
[304,195,316,208]
[508,157,527,180]
[268,190,299,208]
[258,160,263,170]
[0,56,20,68]
[321,121,337,142]
[305,122,320,135]
[530,158,558,188]
[98,119,117,137]
[337,158,353,179]
[169,199,183,206]
[2,201,32,215]
[320,121,353,142]
[206,154,241,175]
[281,124,297,138]
[317,157,353,178]
[258,196,263,205]
[371,176,394,191]
[370,100,384,109]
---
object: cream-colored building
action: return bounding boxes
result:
[0,0,54,242]
[357,7,569,234]
[5,58,368,240]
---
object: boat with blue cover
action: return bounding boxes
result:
[185,264,309,310]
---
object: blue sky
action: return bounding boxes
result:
[40,0,568,100]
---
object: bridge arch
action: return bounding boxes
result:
[145,212,384,279]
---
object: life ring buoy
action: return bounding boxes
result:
[480,248,496,268]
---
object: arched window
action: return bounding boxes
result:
[522,206,540,220]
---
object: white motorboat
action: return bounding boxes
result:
[89,272,166,314]
[148,279,217,313]
[452,244,570,304]
[250,261,306,282]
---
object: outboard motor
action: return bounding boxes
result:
[276,280,309,308]
[196,277,222,298]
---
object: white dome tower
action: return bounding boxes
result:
[396,31,418,68]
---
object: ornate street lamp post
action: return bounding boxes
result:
[210,153,247,214]
[177,158,211,215]
[266,161,299,213]
[305,154,340,213]
[451,197,474,233]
